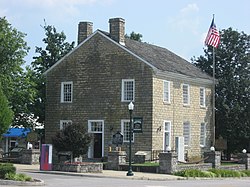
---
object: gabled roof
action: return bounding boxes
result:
[44,30,212,83]
[124,39,212,80]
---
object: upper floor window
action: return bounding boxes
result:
[163,81,170,103]
[61,82,73,103]
[60,120,72,130]
[183,121,191,146]
[200,87,206,107]
[121,120,134,142]
[200,123,206,147]
[183,84,190,105]
[121,79,134,102]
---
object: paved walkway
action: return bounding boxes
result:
[14,164,183,181]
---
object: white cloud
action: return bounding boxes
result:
[168,3,200,34]
[180,3,199,14]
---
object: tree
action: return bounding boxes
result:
[125,31,143,41]
[52,124,91,159]
[0,84,13,135]
[0,17,35,128]
[192,28,250,155]
[30,23,75,125]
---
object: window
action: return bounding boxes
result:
[121,120,134,142]
[183,84,190,105]
[163,81,170,103]
[200,87,206,107]
[60,120,72,130]
[163,121,171,151]
[61,82,73,103]
[183,121,190,146]
[200,123,206,147]
[88,120,103,133]
[121,79,135,102]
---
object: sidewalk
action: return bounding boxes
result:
[14,164,184,181]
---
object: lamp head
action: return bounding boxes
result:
[128,101,134,111]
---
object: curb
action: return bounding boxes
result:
[0,178,45,186]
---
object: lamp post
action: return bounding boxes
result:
[127,101,134,176]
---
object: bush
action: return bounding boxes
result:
[0,163,16,179]
[5,173,32,181]
[208,169,241,178]
[174,169,216,178]
[241,170,250,177]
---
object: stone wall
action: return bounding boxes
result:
[20,149,40,165]
[152,77,212,158]
[53,163,103,173]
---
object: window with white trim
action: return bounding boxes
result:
[121,120,134,142]
[163,81,170,103]
[60,120,72,130]
[183,84,190,105]
[200,87,206,107]
[183,121,191,146]
[163,121,171,151]
[88,120,103,133]
[61,82,73,103]
[121,79,135,102]
[200,123,206,147]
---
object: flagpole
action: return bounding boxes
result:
[212,46,216,146]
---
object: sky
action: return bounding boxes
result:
[1,0,249,65]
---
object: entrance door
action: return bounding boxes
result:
[94,134,102,158]
[88,120,104,159]
[163,121,171,152]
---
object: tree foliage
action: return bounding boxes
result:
[0,17,29,101]
[0,17,36,128]
[192,28,250,153]
[125,31,143,42]
[0,84,13,135]
[30,23,75,125]
[52,124,91,158]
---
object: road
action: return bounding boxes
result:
[5,171,250,187]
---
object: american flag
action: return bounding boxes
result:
[205,18,220,48]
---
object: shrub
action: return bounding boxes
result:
[0,163,16,179]
[174,169,215,178]
[241,170,250,177]
[5,173,32,181]
[208,169,241,178]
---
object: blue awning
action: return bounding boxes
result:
[2,128,31,138]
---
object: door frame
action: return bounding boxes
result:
[87,120,104,158]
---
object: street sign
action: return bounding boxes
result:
[133,117,143,133]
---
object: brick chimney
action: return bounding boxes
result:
[109,18,125,45]
[78,21,93,45]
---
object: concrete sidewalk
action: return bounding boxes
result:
[14,164,184,181]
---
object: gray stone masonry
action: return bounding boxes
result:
[20,149,40,165]
[107,151,126,170]
[204,151,221,168]
[159,152,178,174]
[238,153,250,170]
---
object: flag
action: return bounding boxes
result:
[205,18,220,48]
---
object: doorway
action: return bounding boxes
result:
[87,120,104,159]
[163,121,171,152]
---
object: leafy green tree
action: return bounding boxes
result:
[52,124,91,159]
[0,17,29,100]
[125,31,143,41]
[192,28,250,155]
[30,23,75,125]
[0,17,35,128]
[0,84,14,135]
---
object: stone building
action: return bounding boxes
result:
[44,18,213,160]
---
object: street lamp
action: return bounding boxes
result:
[127,101,134,176]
